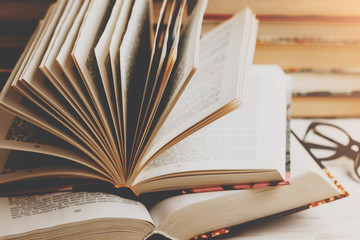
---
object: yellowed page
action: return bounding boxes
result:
[72,0,119,161]
[16,0,95,146]
[109,0,134,154]
[0,148,110,187]
[0,83,119,181]
[0,0,101,169]
[94,0,124,154]
[42,0,103,145]
[119,0,151,165]
[134,65,286,185]
[56,0,105,142]
[140,10,257,168]
[132,0,187,164]
[40,0,73,71]
[147,0,208,130]
[0,108,106,175]
[0,49,115,180]
[0,192,153,238]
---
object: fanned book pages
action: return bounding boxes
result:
[0,0,267,196]
[0,66,347,240]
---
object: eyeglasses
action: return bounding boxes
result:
[300,122,360,180]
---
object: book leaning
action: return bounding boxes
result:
[0,0,282,196]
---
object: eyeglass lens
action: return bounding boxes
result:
[303,122,360,180]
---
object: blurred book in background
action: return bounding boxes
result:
[290,70,360,118]
[193,0,360,118]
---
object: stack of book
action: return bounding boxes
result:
[0,1,348,239]
[197,0,360,118]
[290,69,360,118]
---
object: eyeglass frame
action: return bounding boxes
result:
[297,122,360,180]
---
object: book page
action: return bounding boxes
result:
[56,0,109,149]
[0,1,115,181]
[13,0,115,165]
[119,0,151,160]
[131,0,188,164]
[94,0,124,153]
[147,134,320,221]
[17,77,105,158]
[109,0,134,153]
[72,0,119,161]
[13,74,116,172]
[143,0,208,142]
[131,0,208,166]
[0,2,95,164]
[0,83,116,181]
[41,0,102,145]
[130,0,176,159]
[0,192,153,238]
[0,108,104,174]
[40,0,73,73]
[139,11,254,168]
[14,0,99,152]
[134,65,287,184]
[0,148,110,188]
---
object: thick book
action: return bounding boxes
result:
[0,0,287,196]
[292,96,360,118]
[202,15,360,46]
[253,43,360,70]
[196,0,360,16]
[199,17,360,71]
[0,98,347,239]
[290,71,360,118]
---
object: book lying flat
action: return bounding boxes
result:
[0,95,347,240]
[291,95,360,118]
[0,0,287,196]
[197,0,360,16]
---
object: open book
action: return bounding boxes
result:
[0,66,347,240]
[0,0,279,196]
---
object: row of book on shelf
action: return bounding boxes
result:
[196,0,360,119]
[0,0,351,239]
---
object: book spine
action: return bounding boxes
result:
[293,91,360,97]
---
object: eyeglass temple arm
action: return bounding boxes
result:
[313,129,346,146]
[303,142,338,151]
[307,122,351,146]
[302,142,344,160]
